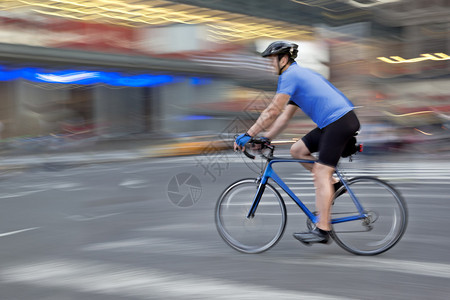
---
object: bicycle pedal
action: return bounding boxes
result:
[293,229,331,246]
[297,240,312,246]
[292,233,312,246]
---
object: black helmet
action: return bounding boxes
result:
[261,41,298,60]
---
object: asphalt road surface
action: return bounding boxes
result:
[0,152,449,300]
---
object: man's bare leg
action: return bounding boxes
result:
[311,162,335,231]
[291,140,336,243]
[290,140,339,185]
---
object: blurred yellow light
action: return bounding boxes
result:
[2,0,313,42]
[384,111,434,117]
[434,53,450,59]
[377,53,450,64]
[414,128,433,136]
[271,140,296,144]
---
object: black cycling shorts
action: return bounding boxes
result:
[302,110,360,168]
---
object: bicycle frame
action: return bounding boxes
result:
[246,158,368,225]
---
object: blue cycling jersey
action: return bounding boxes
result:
[277,62,354,129]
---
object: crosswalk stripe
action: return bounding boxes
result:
[273,255,450,280]
[79,235,450,280]
[0,259,354,300]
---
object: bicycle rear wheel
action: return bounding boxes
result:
[215,178,287,254]
[330,176,408,255]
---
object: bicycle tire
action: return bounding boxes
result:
[215,178,287,254]
[330,176,408,255]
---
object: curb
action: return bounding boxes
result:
[0,140,230,171]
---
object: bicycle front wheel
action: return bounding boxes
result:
[331,176,408,255]
[215,178,287,254]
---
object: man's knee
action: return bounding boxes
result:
[312,163,335,185]
[290,140,310,158]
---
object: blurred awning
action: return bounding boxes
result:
[0,42,277,90]
[0,42,213,74]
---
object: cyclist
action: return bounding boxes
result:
[234,41,360,244]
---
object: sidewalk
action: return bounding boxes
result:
[0,136,230,170]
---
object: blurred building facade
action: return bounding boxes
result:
[0,0,448,152]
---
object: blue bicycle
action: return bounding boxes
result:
[215,138,408,255]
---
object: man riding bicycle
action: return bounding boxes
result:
[234,41,360,244]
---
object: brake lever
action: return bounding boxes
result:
[243,148,256,159]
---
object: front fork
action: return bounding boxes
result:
[246,178,265,219]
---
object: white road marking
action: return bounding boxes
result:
[0,259,353,300]
[0,227,39,238]
[80,235,450,280]
[285,192,316,196]
[286,186,314,190]
[135,223,210,232]
[404,193,449,199]
[66,213,121,221]
[0,181,86,199]
[273,255,450,279]
[401,234,450,247]
[82,237,223,257]
[0,190,46,199]
[20,182,80,190]
[119,179,149,188]
[283,178,314,181]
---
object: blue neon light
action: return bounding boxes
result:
[179,115,213,121]
[190,77,212,85]
[0,66,211,87]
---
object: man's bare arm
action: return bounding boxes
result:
[264,104,298,140]
[247,93,290,137]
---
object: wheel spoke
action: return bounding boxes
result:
[331,176,408,255]
[215,179,287,254]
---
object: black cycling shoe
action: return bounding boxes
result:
[333,181,347,198]
[293,227,331,245]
